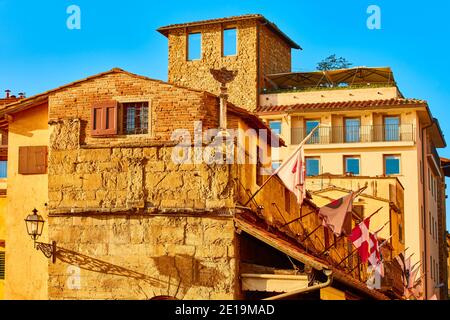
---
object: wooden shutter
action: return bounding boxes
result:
[0,251,4,280]
[18,146,48,175]
[91,100,118,136]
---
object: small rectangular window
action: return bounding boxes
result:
[384,116,400,141]
[188,33,202,61]
[344,156,360,176]
[223,28,237,56]
[91,100,118,136]
[429,212,432,235]
[269,120,282,136]
[306,157,320,177]
[384,155,400,175]
[123,102,149,135]
[345,118,361,143]
[0,161,7,178]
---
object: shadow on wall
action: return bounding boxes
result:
[52,245,225,299]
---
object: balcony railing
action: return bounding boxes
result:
[291,125,415,145]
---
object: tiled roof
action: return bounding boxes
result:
[157,14,301,49]
[255,98,427,114]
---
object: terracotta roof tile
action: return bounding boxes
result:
[255,98,427,114]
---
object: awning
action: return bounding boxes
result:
[241,273,309,293]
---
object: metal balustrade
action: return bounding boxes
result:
[291,125,415,145]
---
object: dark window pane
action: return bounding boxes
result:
[306,158,319,176]
[188,33,202,60]
[124,102,149,135]
[385,156,400,175]
[345,118,360,142]
[269,121,281,135]
[345,157,360,175]
[384,117,400,141]
[223,28,237,56]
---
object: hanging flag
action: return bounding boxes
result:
[319,192,354,236]
[408,265,421,289]
[274,126,319,205]
[368,232,384,277]
[429,294,438,300]
[348,218,371,263]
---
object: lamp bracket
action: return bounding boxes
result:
[35,241,57,264]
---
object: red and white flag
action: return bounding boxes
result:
[348,218,371,263]
[319,192,354,236]
[368,232,384,277]
[274,127,318,205]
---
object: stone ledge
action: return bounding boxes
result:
[48,206,236,217]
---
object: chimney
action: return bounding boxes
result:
[210,68,238,131]
[18,92,25,99]
[5,90,11,99]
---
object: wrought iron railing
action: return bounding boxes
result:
[291,125,415,145]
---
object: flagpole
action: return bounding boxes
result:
[319,235,344,256]
[302,224,322,242]
[281,210,316,227]
[243,125,320,206]
[336,248,357,267]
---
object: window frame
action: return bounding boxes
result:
[269,120,282,136]
[187,32,202,61]
[344,117,361,143]
[344,156,360,176]
[121,102,150,136]
[305,119,320,144]
[383,115,401,141]
[222,27,237,57]
[305,157,320,177]
[383,155,401,176]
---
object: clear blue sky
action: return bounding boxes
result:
[1,0,449,228]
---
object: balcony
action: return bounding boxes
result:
[291,125,415,145]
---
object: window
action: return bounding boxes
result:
[0,161,6,178]
[18,146,48,175]
[92,100,118,136]
[384,155,400,175]
[430,256,433,280]
[420,160,423,184]
[223,28,237,56]
[431,217,435,239]
[344,156,360,176]
[421,205,425,229]
[284,189,291,213]
[269,120,282,136]
[272,161,281,172]
[428,168,431,190]
[345,118,360,143]
[306,157,320,177]
[123,102,149,135]
[384,116,400,141]
[0,251,4,280]
[188,33,202,61]
[429,212,432,235]
[305,120,320,144]
[398,224,403,243]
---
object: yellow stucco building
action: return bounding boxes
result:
[256,68,447,299]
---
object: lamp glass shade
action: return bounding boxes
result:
[25,212,45,241]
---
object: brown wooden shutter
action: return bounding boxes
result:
[18,146,48,175]
[91,100,118,136]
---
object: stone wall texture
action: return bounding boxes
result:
[48,215,237,300]
[46,71,242,299]
[166,19,292,111]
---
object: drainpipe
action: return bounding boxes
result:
[264,269,333,300]
[422,121,435,299]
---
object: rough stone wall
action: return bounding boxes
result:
[258,24,292,91]
[167,20,259,111]
[46,73,241,299]
[48,215,237,300]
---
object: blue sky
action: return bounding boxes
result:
[1,0,449,228]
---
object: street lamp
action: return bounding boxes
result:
[24,208,56,263]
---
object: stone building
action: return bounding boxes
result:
[0,67,397,300]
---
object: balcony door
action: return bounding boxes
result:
[384,116,400,141]
[345,118,360,143]
[305,120,320,144]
